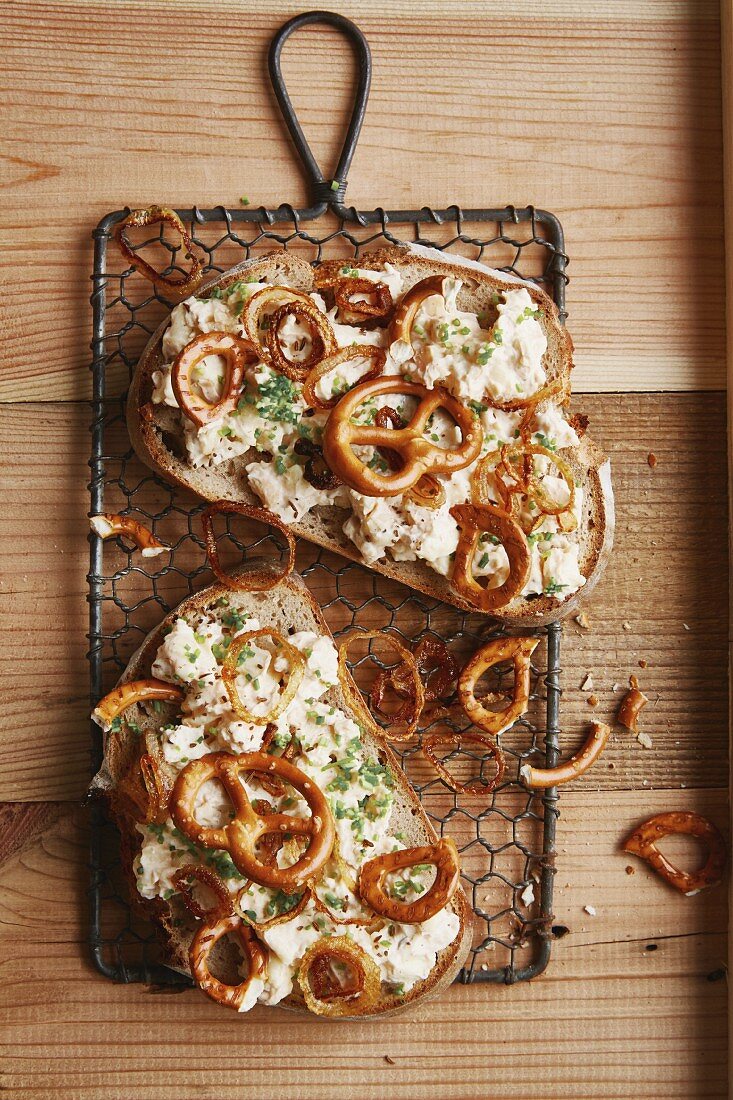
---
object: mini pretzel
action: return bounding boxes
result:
[92,678,184,731]
[520,721,611,788]
[622,811,727,895]
[617,675,649,733]
[189,914,268,1010]
[89,514,169,557]
[357,837,460,923]
[458,636,539,736]
[171,332,255,427]
[389,275,447,346]
[450,503,531,612]
[170,752,335,889]
[322,377,482,496]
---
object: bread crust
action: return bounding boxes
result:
[95,572,473,1018]
[126,246,613,623]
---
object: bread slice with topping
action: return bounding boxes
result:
[127,244,613,624]
[92,572,472,1017]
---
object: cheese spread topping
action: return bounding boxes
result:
[134,601,459,1011]
[151,264,585,600]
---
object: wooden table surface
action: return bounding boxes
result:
[0,2,728,1097]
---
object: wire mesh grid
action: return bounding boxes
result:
[88,201,567,989]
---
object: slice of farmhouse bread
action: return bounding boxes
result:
[92,572,473,1018]
[127,245,613,624]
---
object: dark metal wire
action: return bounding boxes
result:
[86,10,568,991]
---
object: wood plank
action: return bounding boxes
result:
[0,791,726,1098]
[0,1,724,401]
[0,393,727,801]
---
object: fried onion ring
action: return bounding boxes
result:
[622,811,727,896]
[89,513,169,557]
[221,628,306,725]
[172,864,234,920]
[315,270,394,323]
[449,503,531,612]
[171,332,255,427]
[297,935,382,1017]
[201,501,296,592]
[519,721,612,788]
[496,443,576,520]
[92,678,184,731]
[323,377,482,497]
[485,378,567,414]
[241,285,315,357]
[301,345,386,410]
[338,629,425,742]
[266,301,337,382]
[236,885,312,931]
[357,838,460,924]
[189,914,268,1011]
[422,730,505,796]
[170,752,335,889]
[458,636,539,736]
[112,206,204,296]
[617,675,649,733]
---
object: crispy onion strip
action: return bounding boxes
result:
[172,864,234,920]
[189,914,268,1011]
[266,301,337,382]
[422,730,505,796]
[497,443,576,520]
[338,629,425,742]
[617,675,649,733]
[323,377,482,497]
[520,721,611,788]
[389,275,447,346]
[293,437,341,490]
[171,332,255,427]
[357,838,460,924]
[170,752,335,889]
[221,628,306,725]
[315,270,394,323]
[201,500,296,592]
[89,514,169,557]
[486,378,567,414]
[241,285,315,357]
[92,678,184,731]
[622,811,727,896]
[449,503,531,613]
[301,345,386,410]
[297,936,381,1017]
[458,636,539,736]
[115,749,172,825]
[236,885,313,931]
[112,206,204,295]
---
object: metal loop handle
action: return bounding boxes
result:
[268,10,371,206]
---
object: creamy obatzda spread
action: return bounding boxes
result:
[150,263,584,608]
[131,602,460,1012]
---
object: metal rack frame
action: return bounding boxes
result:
[88,10,567,989]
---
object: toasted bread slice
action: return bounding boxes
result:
[127,245,613,624]
[92,572,473,1018]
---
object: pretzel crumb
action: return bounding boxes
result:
[625,865,635,875]
[636,730,653,749]
[587,694,599,707]
[575,612,591,629]
[647,452,657,468]
[622,621,632,631]
[384,1056,396,1065]
[583,904,597,916]
[581,673,594,691]
[638,659,648,668]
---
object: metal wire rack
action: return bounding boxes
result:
[88,10,567,990]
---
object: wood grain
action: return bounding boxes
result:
[0,393,726,801]
[0,1,724,400]
[0,791,726,1099]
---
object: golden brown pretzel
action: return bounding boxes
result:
[357,837,460,923]
[170,752,335,890]
[622,811,727,895]
[449,503,531,612]
[458,636,539,736]
[171,332,255,427]
[92,678,184,730]
[322,377,482,496]
[189,914,268,1010]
